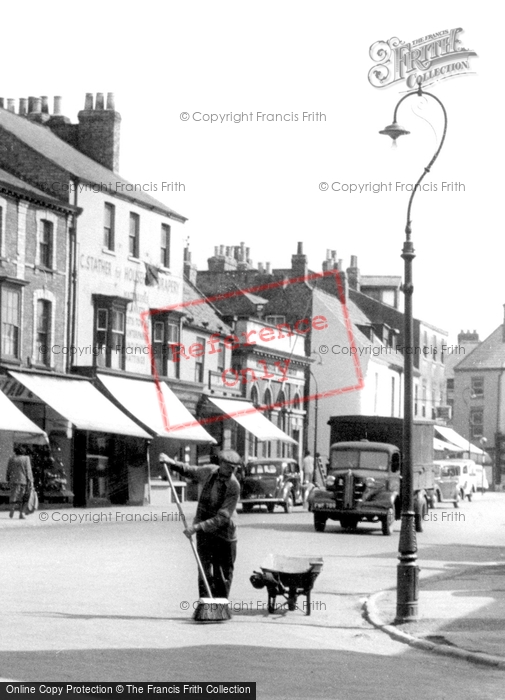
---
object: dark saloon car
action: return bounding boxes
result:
[240,458,303,513]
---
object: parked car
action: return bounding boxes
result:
[433,459,476,503]
[433,461,461,507]
[240,458,303,513]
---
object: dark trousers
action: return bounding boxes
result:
[196,531,236,599]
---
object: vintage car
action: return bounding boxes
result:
[240,458,303,513]
[433,459,479,505]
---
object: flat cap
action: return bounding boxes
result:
[218,449,242,466]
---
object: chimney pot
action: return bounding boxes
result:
[297,242,303,255]
[214,246,219,256]
[32,97,42,113]
[326,249,331,259]
[19,98,27,116]
[225,246,231,257]
[246,247,250,259]
[338,259,343,270]
[331,250,337,258]
[84,93,94,110]
[350,255,358,267]
[266,262,271,274]
[41,96,49,114]
[28,96,35,112]
[258,262,264,273]
[95,92,105,110]
[219,245,225,255]
[53,96,62,115]
[0,98,4,109]
[7,98,16,113]
[106,92,115,110]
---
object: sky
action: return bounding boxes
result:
[1,1,501,344]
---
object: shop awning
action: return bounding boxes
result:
[9,372,150,438]
[433,437,463,453]
[0,390,48,444]
[207,397,297,443]
[434,425,487,456]
[97,374,216,443]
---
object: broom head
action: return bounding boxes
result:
[193,597,231,622]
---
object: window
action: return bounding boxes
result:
[1,286,21,359]
[470,408,484,439]
[39,220,53,268]
[0,205,3,257]
[93,296,128,369]
[129,213,139,258]
[151,313,181,379]
[217,342,225,373]
[104,203,115,251]
[161,224,171,268]
[36,299,51,366]
[382,290,395,306]
[471,376,484,398]
[265,315,285,325]
[250,385,260,407]
[194,336,206,383]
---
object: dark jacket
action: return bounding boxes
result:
[176,465,240,542]
[6,455,33,485]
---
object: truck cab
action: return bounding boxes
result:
[308,441,401,535]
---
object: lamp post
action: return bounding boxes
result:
[380,77,448,623]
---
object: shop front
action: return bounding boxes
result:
[4,371,151,507]
[94,373,216,503]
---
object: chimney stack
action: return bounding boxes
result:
[77,92,121,171]
[347,255,361,291]
[291,241,308,278]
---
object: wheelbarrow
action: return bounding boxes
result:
[250,554,323,615]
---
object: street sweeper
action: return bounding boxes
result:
[159,450,242,621]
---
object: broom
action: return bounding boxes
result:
[162,463,231,622]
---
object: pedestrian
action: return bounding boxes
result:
[302,449,315,507]
[159,449,241,600]
[6,446,34,520]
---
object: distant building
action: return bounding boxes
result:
[453,309,505,487]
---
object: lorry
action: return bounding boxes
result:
[308,415,436,536]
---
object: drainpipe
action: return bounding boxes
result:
[495,363,505,489]
[66,180,79,374]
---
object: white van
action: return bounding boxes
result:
[433,459,477,502]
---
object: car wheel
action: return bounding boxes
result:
[267,503,275,513]
[382,508,394,536]
[340,516,359,531]
[284,493,294,514]
[314,513,327,532]
[242,503,253,513]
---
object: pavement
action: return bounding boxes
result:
[1,501,505,676]
[364,561,505,669]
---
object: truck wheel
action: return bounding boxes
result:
[267,504,275,513]
[415,500,428,533]
[382,508,394,536]
[284,493,294,514]
[314,514,327,532]
[340,516,359,531]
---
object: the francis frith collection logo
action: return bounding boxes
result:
[368,28,477,89]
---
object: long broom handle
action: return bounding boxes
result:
[162,463,213,599]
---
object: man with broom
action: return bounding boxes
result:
[159,450,241,617]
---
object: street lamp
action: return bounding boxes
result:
[380,77,448,623]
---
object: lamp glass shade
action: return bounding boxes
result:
[379,123,410,141]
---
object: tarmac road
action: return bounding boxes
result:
[0,492,504,699]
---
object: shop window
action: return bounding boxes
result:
[151,313,181,379]
[161,224,171,268]
[36,299,51,366]
[93,295,128,369]
[129,213,140,258]
[39,219,53,269]
[104,203,115,251]
[1,285,21,359]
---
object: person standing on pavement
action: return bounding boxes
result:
[302,450,315,506]
[7,446,33,520]
[159,450,241,599]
